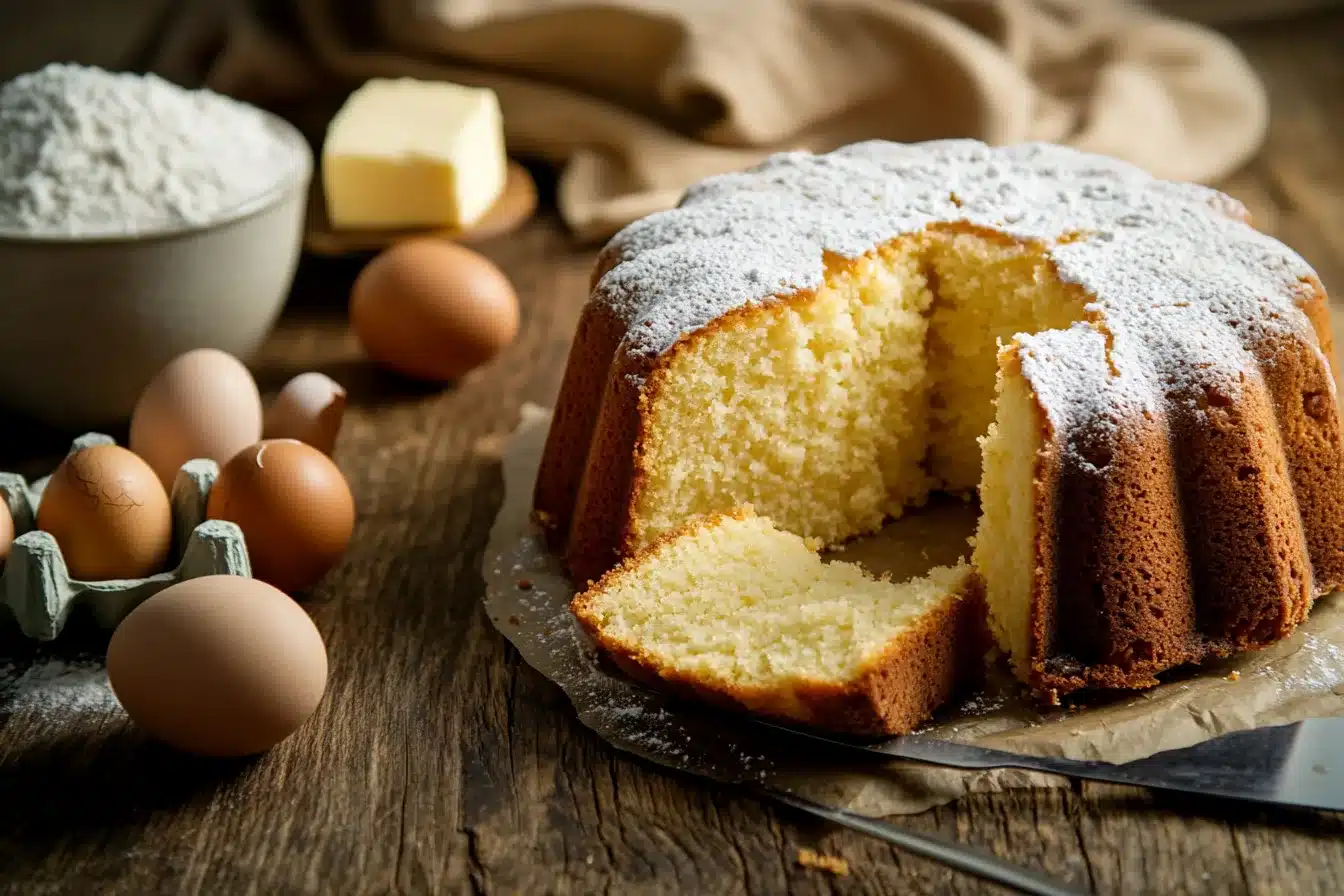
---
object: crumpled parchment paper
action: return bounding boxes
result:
[481,403,1344,816]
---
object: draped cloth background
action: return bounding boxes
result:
[156,0,1280,243]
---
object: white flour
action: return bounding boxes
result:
[0,63,301,236]
[0,657,121,719]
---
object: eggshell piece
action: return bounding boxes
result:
[350,239,519,382]
[263,372,347,455]
[37,444,173,580]
[130,349,264,488]
[206,439,355,594]
[107,575,328,757]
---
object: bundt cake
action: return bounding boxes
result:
[536,139,1344,703]
[572,506,986,735]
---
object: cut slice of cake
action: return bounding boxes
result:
[571,507,987,735]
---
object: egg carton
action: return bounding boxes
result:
[0,433,251,640]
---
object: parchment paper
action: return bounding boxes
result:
[481,403,1344,816]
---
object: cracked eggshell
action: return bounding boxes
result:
[206,439,355,594]
[263,372,347,455]
[36,444,173,580]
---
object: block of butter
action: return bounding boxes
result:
[322,78,508,231]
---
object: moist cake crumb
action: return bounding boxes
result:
[797,848,850,876]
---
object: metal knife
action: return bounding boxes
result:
[756,717,1344,813]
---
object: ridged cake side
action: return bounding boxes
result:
[987,318,1338,701]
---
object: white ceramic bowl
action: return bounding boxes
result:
[0,110,312,430]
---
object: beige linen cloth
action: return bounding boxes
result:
[187,0,1271,243]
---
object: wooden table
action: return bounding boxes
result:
[2,11,1343,895]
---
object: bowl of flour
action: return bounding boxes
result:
[0,63,312,429]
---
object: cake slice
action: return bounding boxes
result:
[571,507,986,735]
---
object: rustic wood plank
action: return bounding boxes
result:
[1230,810,1344,896]
[1071,786,1250,896]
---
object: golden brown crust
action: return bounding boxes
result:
[572,521,987,736]
[533,301,628,553]
[1029,349,1205,701]
[1276,279,1344,596]
[839,572,988,734]
[1295,276,1335,370]
[1023,318,1332,704]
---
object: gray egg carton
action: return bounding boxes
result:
[0,432,251,640]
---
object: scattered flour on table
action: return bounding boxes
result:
[0,658,121,719]
[0,63,302,236]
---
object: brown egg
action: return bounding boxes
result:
[350,239,519,382]
[0,499,13,562]
[263,372,347,455]
[107,575,328,757]
[207,439,355,593]
[37,444,173,580]
[130,348,264,489]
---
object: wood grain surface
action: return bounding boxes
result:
[1,11,1343,896]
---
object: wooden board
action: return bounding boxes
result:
[303,161,538,256]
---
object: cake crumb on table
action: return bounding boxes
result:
[797,848,850,876]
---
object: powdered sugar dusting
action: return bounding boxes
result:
[593,140,1319,403]
[1019,324,1152,443]
[0,657,121,719]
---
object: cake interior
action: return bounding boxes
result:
[576,509,972,691]
[975,352,1044,680]
[924,234,1081,490]
[627,229,1087,666]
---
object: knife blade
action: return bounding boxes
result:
[754,717,1344,813]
